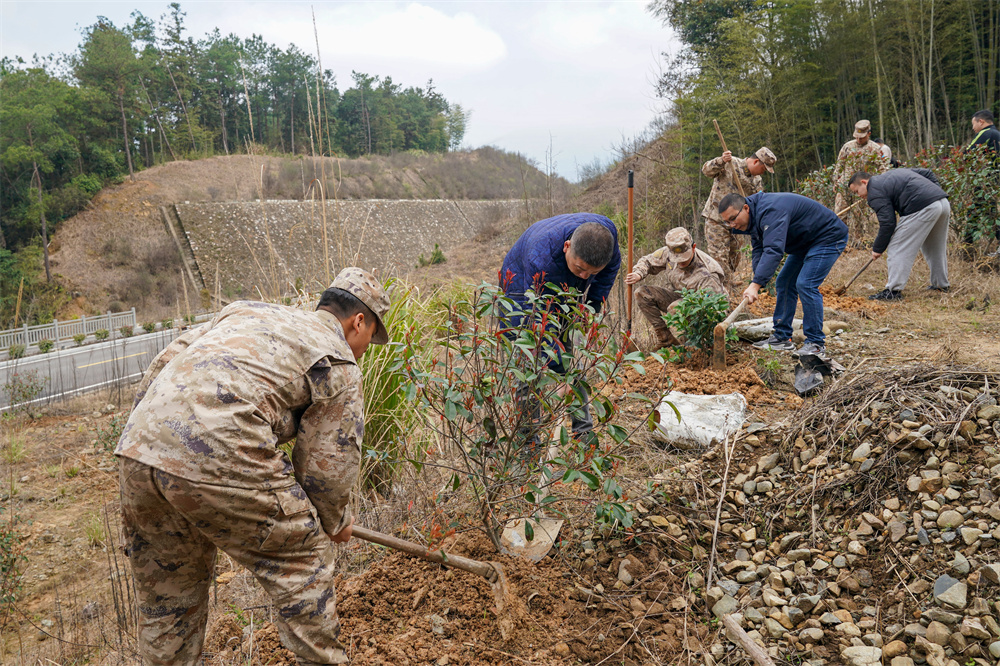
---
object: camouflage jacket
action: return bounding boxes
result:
[632,248,728,295]
[833,140,889,186]
[116,301,363,538]
[701,156,764,223]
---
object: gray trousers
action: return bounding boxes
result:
[886,198,950,292]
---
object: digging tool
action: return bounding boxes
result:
[712,119,747,197]
[352,525,511,612]
[835,200,862,217]
[834,256,875,296]
[623,170,639,353]
[711,297,749,371]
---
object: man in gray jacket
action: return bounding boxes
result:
[849,168,950,301]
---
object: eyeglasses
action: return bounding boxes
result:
[722,210,741,224]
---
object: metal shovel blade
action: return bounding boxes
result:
[499,517,564,562]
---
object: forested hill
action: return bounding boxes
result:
[1,2,470,254]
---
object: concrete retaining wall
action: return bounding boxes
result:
[173,199,525,297]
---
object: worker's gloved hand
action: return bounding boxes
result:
[331,516,354,544]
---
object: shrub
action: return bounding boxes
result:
[1,507,26,624]
[142,322,156,334]
[73,333,86,346]
[2,370,47,415]
[160,318,173,330]
[37,339,54,353]
[400,281,662,551]
[118,325,134,338]
[7,344,25,359]
[94,329,109,341]
[417,243,446,267]
[94,413,126,455]
[661,288,735,355]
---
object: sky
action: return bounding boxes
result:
[0,0,679,181]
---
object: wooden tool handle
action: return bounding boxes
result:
[712,119,746,197]
[834,200,862,217]
[627,170,634,327]
[352,525,498,583]
[720,297,749,329]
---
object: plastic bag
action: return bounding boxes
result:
[653,391,748,449]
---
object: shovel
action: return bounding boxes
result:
[353,525,511,613]
[623,170,639,353]
[711,297,749,371]
[834,257,874,296]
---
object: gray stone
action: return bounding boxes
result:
[764,618,787,638]
[800,627,825,643]
[988,641,1000,658]
[795,594,820,613]
[833,555,848,568]
[960,527,983,545]
[888,520,907,542]
[937,510,964,528]
[718,579,741,596]
[852,442,872,461]
[960,617,990,640]
[744,607,764,623]
[934,574,968,609]
[890,659,914,666]
[926,620,951,645]
[950,552,970,575]
[712,595,737,619]
[787,549,812,562]
[736,570,758,583]
[786,607,805,626]
[840,646,882,666]
[917,529,931,545]
[980,564,1000,584]
[923,608,962,625]
[821,612,843,625]
[941,530,957,543]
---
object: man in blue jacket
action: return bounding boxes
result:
[718,192,848,357]
[500,212,620,450]
[848,168,949,300]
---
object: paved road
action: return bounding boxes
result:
[0,329,185,412]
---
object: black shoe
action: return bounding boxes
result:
[926,285,950,292]
[869,289,902,301]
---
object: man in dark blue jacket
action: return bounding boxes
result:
[500,212,620,450]
[719,192,847,357]
[849,168,949,300]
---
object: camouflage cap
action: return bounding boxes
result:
[754,147,776,173]
[853,119,872,139]
[663,227,695,265]
[329,267,390,344]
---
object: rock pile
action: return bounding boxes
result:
[648,366,1000,666]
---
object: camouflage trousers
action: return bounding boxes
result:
[704,217,741,280]
[635,286,684,348]
[119,457,348,666]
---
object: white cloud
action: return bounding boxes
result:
[224,3,506,73]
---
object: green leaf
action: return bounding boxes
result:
[524,520,535,542]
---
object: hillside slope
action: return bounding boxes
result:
[49,149,575,321]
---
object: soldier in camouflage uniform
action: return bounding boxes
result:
[116,267,391,666]
[701,147,777,284]
[625,227,728,349]
[833,120,890,241]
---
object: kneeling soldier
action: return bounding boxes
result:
[625,227,728,349]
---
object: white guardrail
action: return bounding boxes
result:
[1,309,137,350]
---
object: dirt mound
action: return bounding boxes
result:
[746,286,886,318]
[613,358,771,404]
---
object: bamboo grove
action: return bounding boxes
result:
[651,0,1000,195]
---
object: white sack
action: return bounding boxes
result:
[654,391,747,449]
